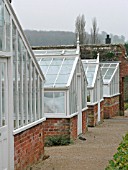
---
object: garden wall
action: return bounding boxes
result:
[87,101,104,127]
[14,123,45,170]
[104,95,120,118]
[44,110,88,143]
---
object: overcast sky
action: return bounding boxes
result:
[12,0,128,41]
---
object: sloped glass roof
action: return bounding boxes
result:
[82,60,98,87]
[100,63,119,83]
[37,57,77,88]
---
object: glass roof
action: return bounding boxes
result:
[38,57,77,88]
[33,49,78,56]
[82,60,98,87]
[100,63,119,83]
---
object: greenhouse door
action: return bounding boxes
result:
[0,59,8,170]
[77,75,82,135]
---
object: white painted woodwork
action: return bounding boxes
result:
[77,74,82,135]
[0,59,8,170]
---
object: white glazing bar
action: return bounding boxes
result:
[3,63,6,126]
[45,58,53,77]
[0,64,2,126]
[29,59,32,122]
[37,75,40,119]
[24,52,28,124]
[40,80,43,118]
[15,31,19,128]
[33,67,36,121]
[20,43,24,126]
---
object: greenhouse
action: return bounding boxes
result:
[100,62,120,97]
[82,56,104,127]
[0,0,45,169]
[100,62,120,118]
[34,49,88,140]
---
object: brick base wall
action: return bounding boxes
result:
[104,95,120,118]
[14,123,45,170]
[82,110,88,133]
[87,101,104,127]
[100,100,104,122]
[44,110,88,142]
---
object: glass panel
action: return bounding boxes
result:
[0,63,6,127]
[5,7,10,52]
[101,68,108,76]
[40,58,52,66]
[63,58,74,65]
[83,63,87,72]
[87,72,94,78]
[44,92,65,113]
[54,92,65,113]
[87,65,96,71]
[12,21,17,60]
[51,58,63,65]
[0,0,4,51]
[36,57,42,62]
[40,65,48,75]
[45,75,57,86]
[60,65,72,74]
[104,68,115,79]
[56,74,69,84]
[87,77,93,86]
[47,65,60,74]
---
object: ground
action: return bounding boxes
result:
[31,114,128,170]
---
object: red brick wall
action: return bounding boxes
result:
[87,102,104,127]
[87,104,98,127]
[70,116,78,140]
[44,118,70,139]
[44,116,78,142]
[14,123,45,170]
[82,110,88,134]
[118,46,128,114]
[100,100,104,121]
[44,111,88,142]
[104,95,120,118]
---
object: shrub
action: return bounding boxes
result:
[105,133,128,170]
[45,135,72,147]
[124,102,128,110]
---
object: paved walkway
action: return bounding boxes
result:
[31,116,128,170]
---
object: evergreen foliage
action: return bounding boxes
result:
[105,133,128,170]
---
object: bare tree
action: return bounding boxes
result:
[75,14,86,44]
[90,17,99,44]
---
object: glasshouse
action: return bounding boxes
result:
[100,62,120,118]
[0,0,46,169]
[34,49,88,141]
[82,56,104,127]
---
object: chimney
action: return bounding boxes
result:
[105,34,111,44]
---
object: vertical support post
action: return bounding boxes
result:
[33,67,36,121]
[20,42,24,126]
[29,59,32,122]
[24,52,28,124]
[0,65,2,126]
[37,75,40,119]
[15,31,19,128]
